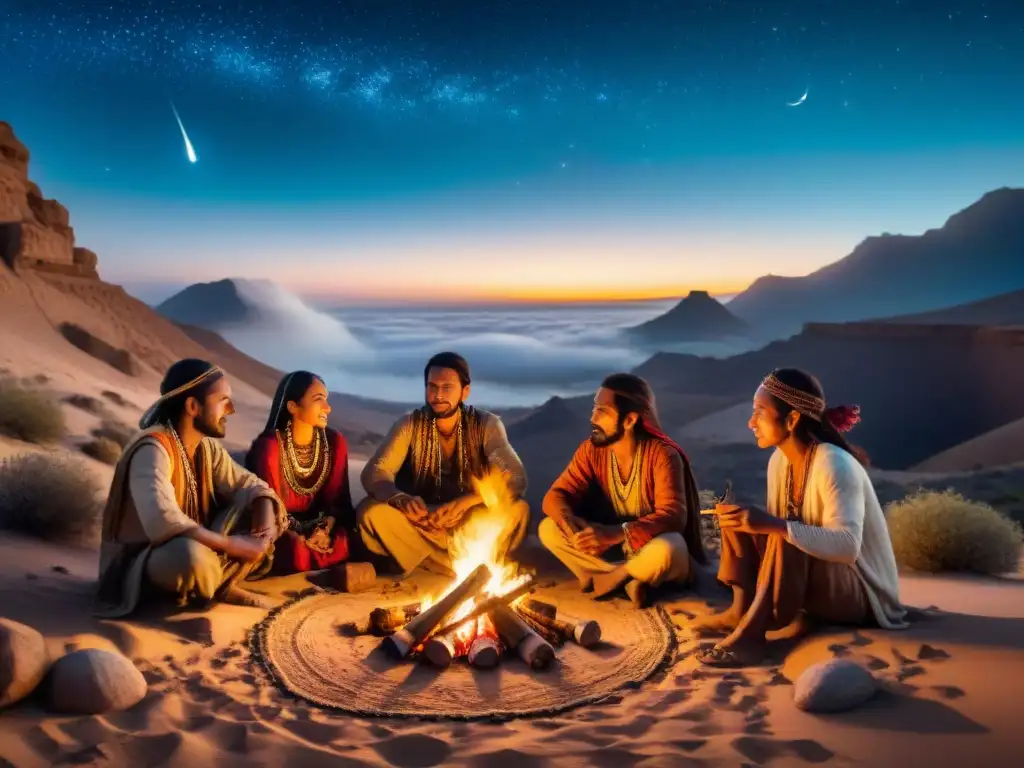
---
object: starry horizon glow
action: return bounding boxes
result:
[3,0,1023,302]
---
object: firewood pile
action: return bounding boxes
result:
[353,564,602,671]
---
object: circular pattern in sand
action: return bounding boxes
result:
[253,581,674,720]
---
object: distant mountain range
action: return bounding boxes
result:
[627,290,751,344]
[877,287,1024,326]
[156,278,270,328]
[727,187,1024,339]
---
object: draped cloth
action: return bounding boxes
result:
[94,425,286,618]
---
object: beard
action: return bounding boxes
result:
[589,422,624,447]
[427,397,461,419]
[193,412,227,439]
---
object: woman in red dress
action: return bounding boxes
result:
[246,371,354,574]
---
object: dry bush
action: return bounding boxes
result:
[65,393,105,415]
[0,382,67,444]
[81,437,122,465]
[91,420,135,448]
[887,489,1023,575]
[0,452,103,544]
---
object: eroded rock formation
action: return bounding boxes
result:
[0,122,99,279]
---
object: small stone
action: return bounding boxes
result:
[48,648,147,714]
[0,618,50,708]
[793,659,877,713]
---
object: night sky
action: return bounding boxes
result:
[3,1,1022,302]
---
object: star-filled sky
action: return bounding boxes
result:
[3,0,1023,303]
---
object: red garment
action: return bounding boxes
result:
[246,428,354,574]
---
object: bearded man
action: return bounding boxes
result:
[94,359,288,618]
[357,352,529,577]
[539,373,707,607]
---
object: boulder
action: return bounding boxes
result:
[0,618,50,708]
[793,658,878,713]
[48,648,147,714]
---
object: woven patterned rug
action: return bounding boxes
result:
[252,578,675,720]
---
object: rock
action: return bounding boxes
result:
[59,322,141,376]
[0,122,30,177]
[48,648,147,714]
[0,122,100,278]
[0,618,50,709]
[793,659,877,713]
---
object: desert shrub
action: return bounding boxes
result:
[0,452,103,544]
[92,420,135,448]
[0,382,67,444]
[65,393,105,414]
[81,437,122,465]
[887,489,1023,575]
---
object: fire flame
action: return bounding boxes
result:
[437,467,530,643]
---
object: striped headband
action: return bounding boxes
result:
[759,374,826,420]
[138,365,224,429]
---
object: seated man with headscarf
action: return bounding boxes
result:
[94,359,288,618]
[539,373,707,608]
[357,352,530,577]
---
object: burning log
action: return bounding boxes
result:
[380,564,491,659]
[430,576,537,638]
[468,615,502,669]
[522,597,557,619]
[423,621,475,668]
[491,603,555,670]
[369,602,422,636]
[516,604,602,649]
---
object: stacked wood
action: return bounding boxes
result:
[380,564,491,660]
[429,577,536,638]
[369,602,422,636]
[490,603,555,670]
[515,604,602,648]
[468,615,502,669]
[424,620,476,668]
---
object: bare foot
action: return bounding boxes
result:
[625,579,648,608]
[591,565,631,599]
[221,587,278,610]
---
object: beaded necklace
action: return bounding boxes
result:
[784,441,819,520]
[278,423,331,497]
[167,422,201,523]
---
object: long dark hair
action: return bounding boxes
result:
[764,368,869,466]
[262,371,324,435]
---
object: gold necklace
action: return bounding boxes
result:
[279,425,330,496]
[611,444,642,509]
[167,423,200,522]
[785,441,818,518]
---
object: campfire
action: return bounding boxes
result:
[364,469,601,671]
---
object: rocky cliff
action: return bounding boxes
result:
[0,122,98,279]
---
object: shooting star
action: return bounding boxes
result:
[787,88,808,107]
[170,101,198,163]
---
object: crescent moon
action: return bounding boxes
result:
[787,88,808,107]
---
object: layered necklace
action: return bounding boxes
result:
[784,441,819,519]
[167,422,201,523]
[279,422,331,497]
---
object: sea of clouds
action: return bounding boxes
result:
[217,280,743,407]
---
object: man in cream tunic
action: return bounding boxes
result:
[95,359,288,618]
[695,368,906,668]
